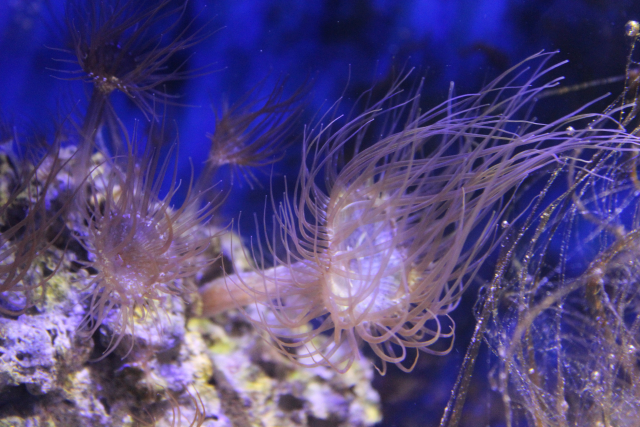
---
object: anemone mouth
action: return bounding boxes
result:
[83,41,139,94]
[326,218,410,325]
[95,215,169,296]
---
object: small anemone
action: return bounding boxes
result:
[55,0,213,121]
[51,0,214,183]
[203,78,307,189]
[200,52,640,374]
[75,124,217,359]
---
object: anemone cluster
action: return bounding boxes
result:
[3,0,640,426]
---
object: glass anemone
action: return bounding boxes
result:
[59,0,211,122]
[52,0,213,190]
[203,80,306,189]
[75,127,215,359]
[200,52,640,373]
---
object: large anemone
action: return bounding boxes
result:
[200,52,640,374]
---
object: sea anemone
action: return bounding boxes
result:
[203,79,306,188]
[200,52,640,374]
[75,124,216,359]
[52,0,212,182]
[58,0,211,120]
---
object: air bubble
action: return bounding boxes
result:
[626,21,640,38]
[565,126,575,136]
[501,220,509,228]
[560,400,568,412]
[590,370,601,381]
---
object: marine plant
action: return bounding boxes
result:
[439,21,640,427]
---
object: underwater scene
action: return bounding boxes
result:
[2,0,640,426]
